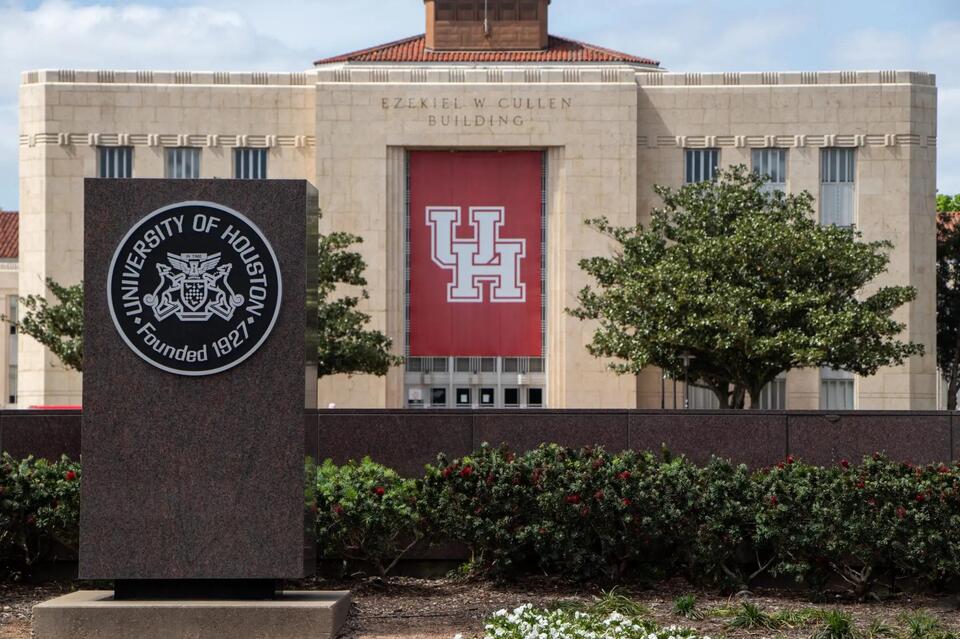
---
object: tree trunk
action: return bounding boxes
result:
[948,329,960,411]
[749,390,762,410]
[947,330,960,410]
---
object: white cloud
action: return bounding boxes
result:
[0,0,321,209]
[836,21,960,195]
[0,1,957,208]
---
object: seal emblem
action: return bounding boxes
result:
[107,201,282,376]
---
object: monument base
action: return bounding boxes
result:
[33,590,351,639]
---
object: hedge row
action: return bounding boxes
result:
[0,455,80,575]
[4,447,960,597]
[314,445,960,597]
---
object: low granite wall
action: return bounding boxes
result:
[3,410,956,475]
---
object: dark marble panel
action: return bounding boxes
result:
[316,412,473,477]
[953,415,960,463]
[81,179,316,581]
[1,413,81,460]
[473,411,630,454]
[629,412,788,467]
[788,413,952,466]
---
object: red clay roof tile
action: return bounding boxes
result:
[315,34,659,66]
[0,212,17,260]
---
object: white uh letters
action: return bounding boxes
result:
[427,206,526,303]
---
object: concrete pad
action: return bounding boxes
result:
[33,590,351,639]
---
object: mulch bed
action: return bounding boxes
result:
[1,576,958,639]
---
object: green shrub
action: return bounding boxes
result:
[314,457,421,577]
[2,448,959,597]
[0,453,80,574]
[421,444,694,580]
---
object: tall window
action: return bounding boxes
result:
[759,374,787,409]
[752,148,787,193]
[7,296,16,406]
[685,149,720,184]
[234,148,268,180]
[98,146,133,178]
[821,148,856,227]
[688,385,720,409]
[165,147,201,179]
[821,367,854,410]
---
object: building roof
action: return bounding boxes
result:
[314,34,659,67]
[0,212,17,259]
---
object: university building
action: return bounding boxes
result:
[17,0,937,409]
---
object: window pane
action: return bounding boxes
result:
[759,375,786,410]
[234,148,268,179]
[528,388,543,407]
[99,147,133,178]
[166,148,201,179]
[688,385,720,409]
[456,388,471,406]
[752,148,787,190]
[504,388,519,407]
[685,149,720,184]
[480,388,495,406]
[431,387,447,407]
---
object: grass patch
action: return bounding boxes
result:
[673,594,704,620]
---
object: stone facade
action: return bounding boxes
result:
[16,64,937,409]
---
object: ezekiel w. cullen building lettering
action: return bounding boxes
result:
[18,0,937,410]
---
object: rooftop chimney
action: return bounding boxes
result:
[424,0,550,51]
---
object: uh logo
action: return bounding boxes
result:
[426,206,526,303]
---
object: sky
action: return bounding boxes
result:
[0,0,957,210]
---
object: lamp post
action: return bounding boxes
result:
[679,352,696,409]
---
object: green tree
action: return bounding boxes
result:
[10,279,84,372]
[937,207,960,409]
[571,165,923,409]
[317,231,402,378]
[937,193,960,213]
[9,234,401,378]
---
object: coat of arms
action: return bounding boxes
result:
[143,253,245,322]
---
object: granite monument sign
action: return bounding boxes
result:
[33,179,349,638]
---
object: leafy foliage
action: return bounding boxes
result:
[6,450,960,599]
[936,208,960,409]
[475,603,680,639]
[0,454,79,576]
[9,279,83,372]
[314,457,421,577]
[571,165,923,408]
[317,231,403,378]
[937,193,960,213]
[672,594,703,620]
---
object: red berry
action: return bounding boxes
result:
[786,455,795,465]
[896,506,907,519]
[459,466,473,478]
[839,460,849,469]
[621,498,632,507]
[441,467,453,478]
[65,470,77,481]
[374,486,385,497]
[593,490,605,501]
[769,495,778,506]
[566,494,581,505]
[617,471,631,480]
[856,480,865,489]
[333,504,344,516]
[579,505,591,517]
[915,493,926,503]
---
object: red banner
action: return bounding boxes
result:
[408,151,543,357]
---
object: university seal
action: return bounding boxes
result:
[107,201,282,376]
